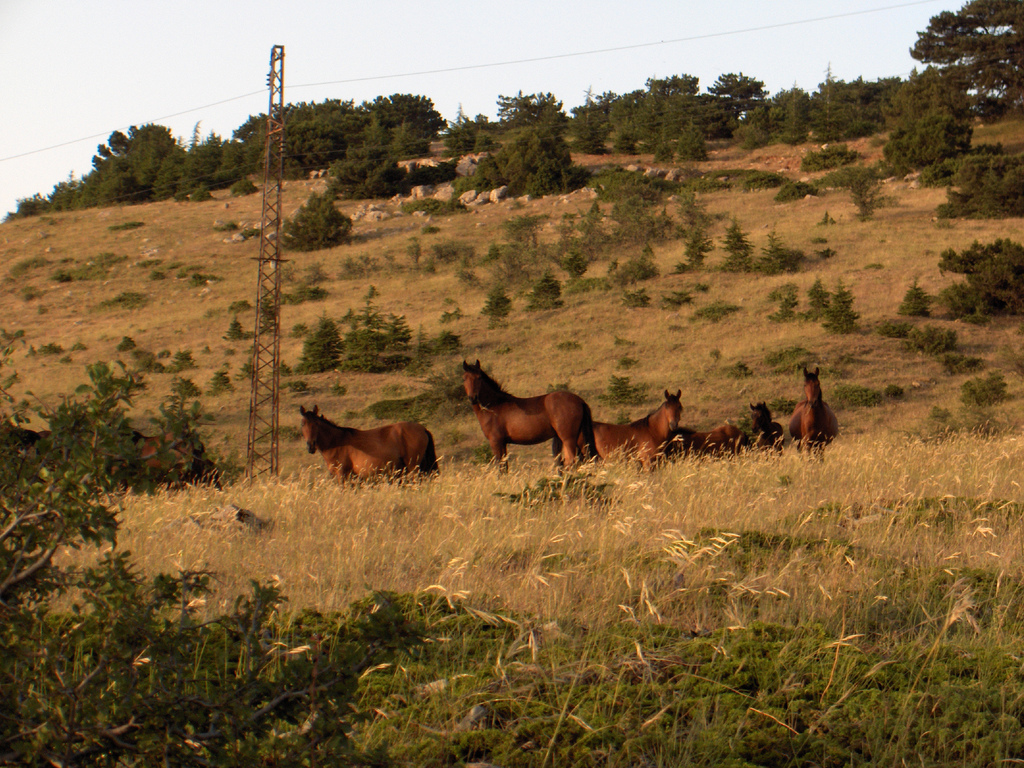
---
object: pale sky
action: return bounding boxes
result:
[0,0,958,216]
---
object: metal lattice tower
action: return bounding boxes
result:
[246,45,285,481]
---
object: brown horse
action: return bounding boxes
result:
[462,360,598,470]
[299,405,438,481]
[788,367,839,452]
[667,423,748,457]
[132,429,221,487]
[749,402,784,452]
[575,390,683,467]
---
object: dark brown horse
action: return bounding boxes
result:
[788,367,839,452]
[132,429,221,487]
[299,405,438,481]
[667,423,748,457]
[750,402,784,452]
[462,360,598,470]
[575,390,683,467]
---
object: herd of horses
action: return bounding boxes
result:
[299,360,840,481]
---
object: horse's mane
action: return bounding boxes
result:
[473,367,513,403]
[306,410,355,435]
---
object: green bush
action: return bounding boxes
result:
[720,218,754,272]
[938,156,1024,219]
[601,375,647,406]
[622,288,651,308]
[905,325,958,355]
[661,290,693,309]
[526,271,564,311]
[821,280,859,334]
[764,346,815,373]
[831,383,883,408]
[693,300,740,322]
[768,284,799,322]
[481,284,512,327]
[295,315,343,374]
[612,245,659,286]
[99,292,149,310]
[877,320,912,338]
[800,144,859,172]
[282,191,353,251]
[898,279,933,317]
[741,171,787,190]
[470,128,590,197]
[884,113,972,176]
[938,239,1024,318]
[230,178,258,196]
[774,181,818,203]
[756,232,804,275]
[400,198,467,216]
[960,372,1008,408]
[940,353,985,374]
[805,278,831,320]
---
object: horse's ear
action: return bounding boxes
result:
[312,404,319,415]
[475,359,480,368]
[299,405,307,416]
[462,360,470,370]
[664,389,670,400]
[750,402,756,410]
[813,366,819,376]
[675,389,681,399]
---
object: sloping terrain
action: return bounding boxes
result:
[1,123,1022,473]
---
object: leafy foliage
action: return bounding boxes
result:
[938,156,1024,218]
[911,0,1024,118]
[961,371,1009,408]
[938,238,1024,317]
[821,280,860,334]
[282,191,353,251]
[800,144,859,171]
[898,279,934,317]
[525,271,564,311]
[884,113,973,176]
[469,128,590,197]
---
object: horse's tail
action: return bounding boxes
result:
[420,430,439,475]
[580,400,600,462]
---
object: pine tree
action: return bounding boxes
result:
[898,279,933,317]
[684,225,714,271]
[822,280,860,334]
[805,278,831,320]
[296,315,343,373]
[526,271,563,311]
[768,284,799,322]
[720,218,753,272]
[282,191,353,252]
[481,284,513,327]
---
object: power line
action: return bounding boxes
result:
[291,0,948,90]
[0,0,946,168]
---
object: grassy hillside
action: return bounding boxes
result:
[2,124,1022,472]
[7,123,1024,765]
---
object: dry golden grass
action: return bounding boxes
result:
[66,432,1021,644]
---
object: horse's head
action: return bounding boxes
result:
[662,389,683,432]
[462,359,484,405]
[299,405,320,454]
[750,401,771,430]
[802,367,822,404]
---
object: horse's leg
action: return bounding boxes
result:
[490,439,509,473]
[551,436,564,470]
